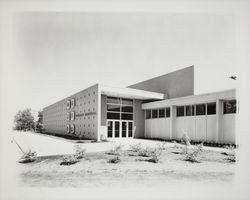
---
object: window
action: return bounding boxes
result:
[121,113,133,120]
[121,106,133,113]
[196,104,206,115]
[70,124,75,134]
[159,109,165,118]
[146,110,151,119]
[66,125,70,133]
[152,109,158,118]
[66,112,70,121]
[67,100,71,109]
[107,97,120,104]
[176,106,184,117]
[166,107,170,118]
[121,98,133,105]
[71,112,75,120]
[207,103,216,115]
[107,112,120,119]
[71,98,75,108]
[224,100,236,114]
[107,104,120,112]
[185,105,194,116]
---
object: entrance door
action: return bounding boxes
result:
[107,120,133,138]
[114,121,120,138]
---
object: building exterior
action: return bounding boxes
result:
[43,66,237,144]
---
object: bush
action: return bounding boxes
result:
[181,133,191,145]
[224,145,236,162]
[60,155,79,165]
[19,149,37,163]
[108,156,121,164]
[106,144,123,155]
[73,145,86,159]
[129,143,142,152]
[184,143,203,163]
[138,146,152,157]
[156,142,167,151]
[138,146,162,163]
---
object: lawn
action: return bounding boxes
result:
[17,140,236,188]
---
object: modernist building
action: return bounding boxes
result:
[43,66,237,144]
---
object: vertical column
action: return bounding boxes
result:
[170,105,176,140]
[216,99,223,143]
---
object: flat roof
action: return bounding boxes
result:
[142,89,236,109]
[99,84,165,100]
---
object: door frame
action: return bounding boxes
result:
[107,120,134,138]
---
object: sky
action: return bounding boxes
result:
[1,11,238,127]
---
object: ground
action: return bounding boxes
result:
[8,131,236,188]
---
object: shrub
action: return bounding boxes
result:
[224,145,236,162]
[156,142,167,151]
[106,144,123,155]
[108,156,121,164]
[138,146,152,157]
[181,133,191,145]
[60,155,79,165]
[138,146,162,163]
[19,149,37,163]
[129,143,142,152]
[184,143,203,163]
[73,145,86,159]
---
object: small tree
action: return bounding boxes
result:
[35,111,43,133]
[13,108,35,131]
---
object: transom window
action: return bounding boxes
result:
[107,96,133,120]
[224,100,237,114]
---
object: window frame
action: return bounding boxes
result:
[176,106,185,117]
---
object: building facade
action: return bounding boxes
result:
[43,66,237,144]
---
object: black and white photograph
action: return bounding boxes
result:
[0,0,249,199]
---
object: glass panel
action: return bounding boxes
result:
[122,98,133,105]
[166,107,170,118]
[107,97,120,104]
[224,100,236,114]
[196,104,206,115]
[207,103,216,115]
[122,122,126,137]
[146,110,151,119]
[107,104,120,112]
[107,112,120,119]
[185,105,192,116]
[176,106,184,117]
[107,121,113,138]
[121,106,133,113]
[128,122,133,137]
[159,109,165,118]
[152,109,158,118]
[115,121,119,138]
[121,113,133,120]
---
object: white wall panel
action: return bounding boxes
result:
[195,116,206,141]
[222,114,236,144]
[206,115,216,142]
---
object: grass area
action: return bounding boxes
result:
[18,145,235,187]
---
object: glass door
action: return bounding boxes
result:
[114,121,120,138]
[122,121,127,137]
[128,121,133,137]
[107,121,113,138]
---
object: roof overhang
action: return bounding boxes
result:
[99,84,165,100]
[142,89,236,109]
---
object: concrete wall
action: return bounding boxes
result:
[133,100,145,138]
[43,84,99,140]
[128,66,194,99]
